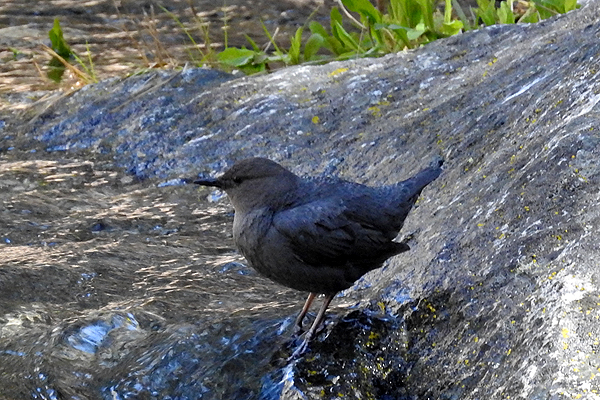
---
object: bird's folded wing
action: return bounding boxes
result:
[271,198,390,267]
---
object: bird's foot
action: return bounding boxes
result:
[287,332,313,361]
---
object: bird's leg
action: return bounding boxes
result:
[289,293,335,359]
[294,292,317,334]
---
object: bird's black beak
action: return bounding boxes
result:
[193,177,222,188]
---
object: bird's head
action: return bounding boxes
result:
[194,158,299,212]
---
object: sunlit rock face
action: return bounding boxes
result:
[2,1,600,398]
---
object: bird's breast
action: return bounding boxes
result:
[232,208,273,264]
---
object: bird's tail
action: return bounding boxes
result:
[412,156,444,189]
[391,156,444,206]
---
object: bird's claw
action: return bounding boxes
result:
[287,333,312,361]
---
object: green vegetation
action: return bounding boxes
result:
[46,19,73,82]
[44,18,97,84]
[217,20,326,74]
[46,0,579,83]
[215,0,579,73]
[158,5,220,69]
[469,0,578,25]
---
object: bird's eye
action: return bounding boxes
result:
[232,176,243,184]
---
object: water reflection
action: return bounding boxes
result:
[0,151,306,399]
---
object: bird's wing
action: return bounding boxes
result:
[271,197,395,267]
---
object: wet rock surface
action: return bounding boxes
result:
[2,1,600,399]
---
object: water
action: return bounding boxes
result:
[0,146,308,399]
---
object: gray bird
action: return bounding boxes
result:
[194,157,443,357]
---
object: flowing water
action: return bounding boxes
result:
[0,144,313,399]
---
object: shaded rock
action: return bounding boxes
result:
[3,1,600,399]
